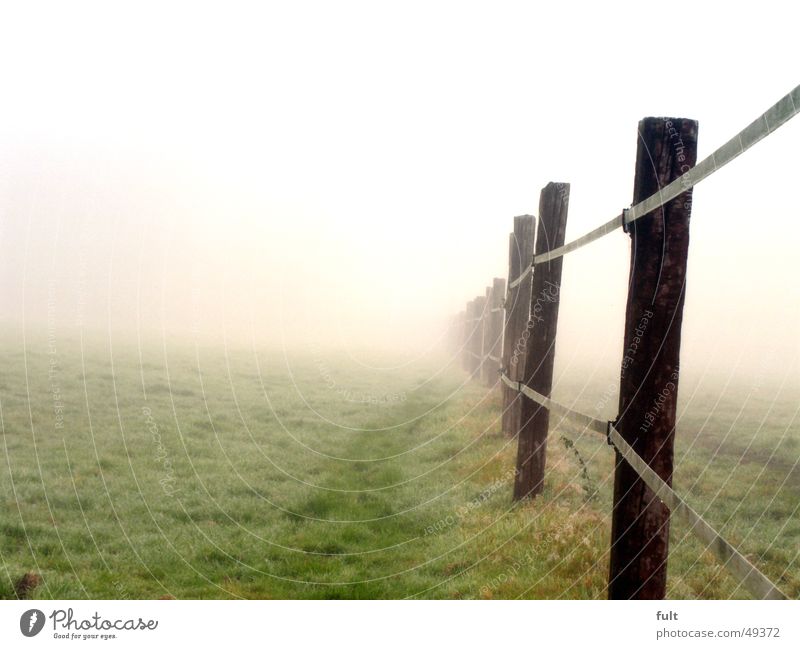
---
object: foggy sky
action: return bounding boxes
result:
[1,1,798,387]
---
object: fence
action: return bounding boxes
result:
[454,85,799,600]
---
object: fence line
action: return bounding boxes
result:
[457,84,799,600]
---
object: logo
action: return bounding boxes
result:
[20,609,45,637]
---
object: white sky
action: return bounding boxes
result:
[0,0,798,384]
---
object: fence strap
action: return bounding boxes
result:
[500,372,606,435]
[534,214,623,265]
[625,85,800,226]
[510,85,800,269]
[608,425,788,600]
[508,264,532,289]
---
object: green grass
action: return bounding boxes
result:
[1,329,798,599]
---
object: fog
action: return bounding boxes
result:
[1,1,798,388]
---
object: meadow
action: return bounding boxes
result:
[1,329,798,599]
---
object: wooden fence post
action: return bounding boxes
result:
[454,310,465,357]
[484,276,506,386]
[501,216,536,436]
[513,182,570,500]
[471,294,487,379]
[608,117,697,599]
[480,286,493,384]
[462,300,474,372]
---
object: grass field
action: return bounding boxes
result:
[1,329,798,599]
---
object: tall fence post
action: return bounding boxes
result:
[471,294,487,379]
[484,276,506,386]
[608,117,698,599]
[513,182,570,500]
[501,216,535,436]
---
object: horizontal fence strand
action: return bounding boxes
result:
[625,85,800,226]
[508,264,532,289]
[506,85,800,270]
[500,372,606,436]
[534,214,623,265]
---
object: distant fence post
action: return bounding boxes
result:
[608,117,698,599]
[480,286,492,384]
[480,287,492,383]
[484,277,506,386]
[471,294,487,379]
[501,216,535,436]
[462,300,474,372]
[454,310,465,357]
[513,182,570,500]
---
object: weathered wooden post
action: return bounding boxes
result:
[480,286,493,384]
[453,310,465,357]
[501,216,535,436]
[462,300,474,372]
[608,117,697,599]
[471,294,487,379]
[484,276,506,386]
[513,182,570,500]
